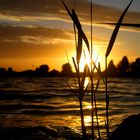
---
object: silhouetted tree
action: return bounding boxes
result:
[0,67,6,77]
[135,58,140,71]
[21,70,35,77]
[130,58,140,77]
[49,69,60,77]
[117,56,130,76]
[107,60,117,76]
[35,65,49,76]
[61,63,73,76]
[7,67,14,77]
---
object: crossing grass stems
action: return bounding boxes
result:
[61,0,133,139]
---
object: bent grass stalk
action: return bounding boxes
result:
[105,0,133,138]
[61,0,90,138]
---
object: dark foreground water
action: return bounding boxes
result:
[0,77,140,139]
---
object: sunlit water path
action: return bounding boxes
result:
[0,77,140,138]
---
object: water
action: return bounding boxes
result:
[0,77,140,138]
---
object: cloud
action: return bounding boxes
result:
[0,0,62,17]
[0,25,74,58]
[0,0,140,21]
[0,0,139,26]
[0,25,73,40]
[0,0,139,61]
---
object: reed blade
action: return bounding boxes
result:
[61,0,90,53]
[92,60,105,85]
[81,30,90,52]
[81,64,89,98]
[73,23,77,48]
[77,31,83,64]
[71,10,90,52]
[72,57,78,73]
[61,0,82,31]
[61,0,73,19]
[94,63,101,93]
[71,9,82,30]
[105,0,133,57]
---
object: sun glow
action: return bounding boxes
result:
[71,43,106,72]
[79,51,91,72]
[79,48,100,72]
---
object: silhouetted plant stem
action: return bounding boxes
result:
[90,0,93,57]
[79,98,87,139]
[104,1,133,138]
[94,82,101,140]
[90,69,101,140]
[90,0,101,138]
[77,65,87,139]
[105,57,109,139]
[95,99,101,140]
[90,0,94,139]
[91,77,94,140]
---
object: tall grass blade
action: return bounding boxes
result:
[77,31,83,64]
[94,63,101,93]
[73,23,77,48]
[81,30,90,52]
[61,0,73,18]
[81,64,89,98]
[81,65,87,90]
[61,0,82,30]
[105,0,133,57]
[91,62,102,140]
[62,0,90,53]
[71,9,82,30]
[71,10,90,52]
[91,60,105,85]
[72,57,78,73]
[105,1,133,138]
[71,9,90,52]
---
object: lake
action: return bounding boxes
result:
[0,77,140,139]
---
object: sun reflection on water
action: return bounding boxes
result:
[84,77,90,89]
[84,115,105,126]
[83,101,107,136]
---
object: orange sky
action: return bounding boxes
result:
[0,0,139,71]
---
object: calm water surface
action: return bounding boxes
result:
[0,77,140,138]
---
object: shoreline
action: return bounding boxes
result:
[0,125,82,140]
[0,114,139,140]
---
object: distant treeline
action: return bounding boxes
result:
[104,56,140,77]
[0,63,73,77]
[0,56,140,77]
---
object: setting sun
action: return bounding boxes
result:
[78,46,101,72]
[79,51,91,72]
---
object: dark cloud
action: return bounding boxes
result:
[0,0,139,24]
[0,0,62,17]
[0,25,73,40]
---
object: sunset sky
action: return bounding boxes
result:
[0,0,139,71]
